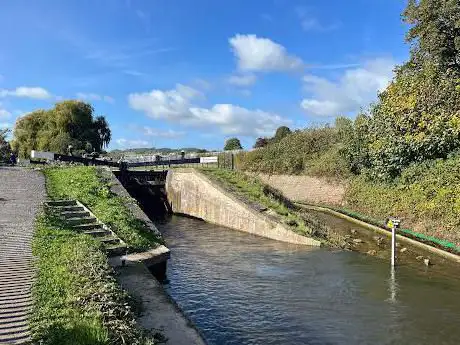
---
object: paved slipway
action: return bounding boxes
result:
[0,167,45,344]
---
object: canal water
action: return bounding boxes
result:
[157,216,460,345]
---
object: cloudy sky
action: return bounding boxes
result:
[0,0,408,150]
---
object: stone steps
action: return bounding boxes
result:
[84,229,112,237]
[45,199,128,257]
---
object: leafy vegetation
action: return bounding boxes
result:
[44,166,162,252]
[12,100,111,158]
[0,128,10,162]
[253,137,269,149]
[32,212,156,345]
[252,126,292,149]
[236,1,460,246]
[224,137,243,151]
[346,155,460,246]
[240,124,345,176]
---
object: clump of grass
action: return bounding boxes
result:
[44,166,162,252]
[32,212,156,345]
[200,168,329,239]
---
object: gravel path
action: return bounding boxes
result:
[0,167,46,344]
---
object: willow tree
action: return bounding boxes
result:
[12,100,111,157]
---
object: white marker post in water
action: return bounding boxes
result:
[386,217,401,267]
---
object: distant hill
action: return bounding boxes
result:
[108,147,210,158]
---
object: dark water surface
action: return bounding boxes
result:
[157,216,460,345]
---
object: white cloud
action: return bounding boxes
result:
[0,108,11,120]
[129,84,202,121]
[0,87,52,99]
[0,122,11,129]
[189,104,290,136]
[300,57,396,117]
[229,34,303,72]
[116,138,149,148]
[76,92,115,103]
[227,74,257,86]
[128,84,290,137]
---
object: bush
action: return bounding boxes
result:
[345,155,460,246]
[239,126,343,176]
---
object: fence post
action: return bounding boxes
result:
[231,153,234,170]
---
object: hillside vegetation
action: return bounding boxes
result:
[238,0,460,246]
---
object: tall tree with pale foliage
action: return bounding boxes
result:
[12,100,111,157]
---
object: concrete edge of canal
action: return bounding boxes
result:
[298,203,460,264]
[166,168,321,247]
[101,168,207,345]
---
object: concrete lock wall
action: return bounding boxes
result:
[253,173,346,206]
[166,169,320,246]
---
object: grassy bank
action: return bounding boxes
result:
[32,212,156,345]
[200,168,336,243]
[345,156,460,248]
[238,122,460,249]
[44,166,162,252]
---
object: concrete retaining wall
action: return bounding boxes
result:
[166,169,320,246]
[254,173,346,206]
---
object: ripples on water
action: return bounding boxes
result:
[157,216,460,345]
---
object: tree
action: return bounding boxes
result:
[93,116,111,151]
[11,100,111,157]
[403,0,460,72]
[253,137,269,149]
[273,126,292,142]
[224,138,243,151]
[362,62,460,178]
[0,128,10,162]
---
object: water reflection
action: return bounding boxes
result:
[158,216,460,345]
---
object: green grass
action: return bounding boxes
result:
[199,168,330,241]
[44,166,162,252]
[345,156,460,247]
[31,212,156,345]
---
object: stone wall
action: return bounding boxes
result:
[166,169,320,246]
[253,174,346,206]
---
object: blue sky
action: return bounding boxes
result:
[0,0,408,150]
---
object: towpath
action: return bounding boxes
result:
[0,167,45,344]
